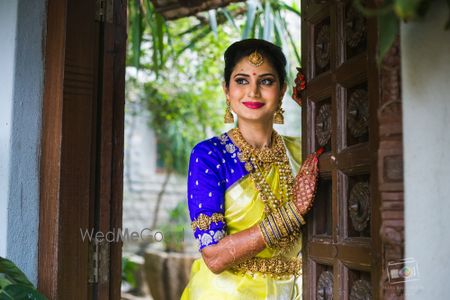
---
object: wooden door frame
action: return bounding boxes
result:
[38,0,67,297]
[37,0,126,298]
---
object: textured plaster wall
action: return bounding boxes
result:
[0,0,18,259]
[402,1,450,298]
[0,0,47,285]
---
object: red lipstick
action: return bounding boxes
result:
[242,102,265,109]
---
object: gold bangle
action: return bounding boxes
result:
[284,204,301,229]
[286,201,306,226]
[261,215,282,248]
[257,223,270,248]
[259,202,304,249]
[279,205,296,232]
[258,220,276,248]
[267,214,282,240]
[271,209,289,237]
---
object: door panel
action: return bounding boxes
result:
[60,1,99,297]
[39,0,126,299]
[96,1,127,298]
[301,1,381,299]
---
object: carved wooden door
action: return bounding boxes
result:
[301,0,381,299]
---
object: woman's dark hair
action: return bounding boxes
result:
[224,39,287,88]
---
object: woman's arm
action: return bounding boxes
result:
[200,224,265,274]
[200,150,322,274]
[202,153,320,274]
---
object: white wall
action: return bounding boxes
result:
[402,1,450,298]
[0,0,18,259]
[0,0,46,285]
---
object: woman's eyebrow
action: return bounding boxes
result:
[258,73,276,77]
[233,72,276,78]
[233,73,250,78]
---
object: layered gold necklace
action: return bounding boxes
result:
[229,128,295,214]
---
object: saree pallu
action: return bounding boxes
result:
[181,135,302,300]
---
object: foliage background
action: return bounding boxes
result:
[126,0,302,176]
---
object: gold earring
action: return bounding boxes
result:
[273,99,284,124]
[224,100,234,123]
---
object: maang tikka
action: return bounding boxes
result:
[248,50,264,67]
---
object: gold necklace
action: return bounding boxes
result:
[229,128,295,213]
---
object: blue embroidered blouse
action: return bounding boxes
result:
[187,132,249,251]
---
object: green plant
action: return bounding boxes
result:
[0,257,47,300]
[121,256,139,290]
[126,18,231,227]
[128,0,301,77]
[354,0,450,62]
[160,201,190,252]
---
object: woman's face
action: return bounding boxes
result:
[223,55,287,124]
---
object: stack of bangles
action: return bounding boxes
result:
[258,201,305,249]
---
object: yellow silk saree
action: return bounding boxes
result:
[182,135,302,300]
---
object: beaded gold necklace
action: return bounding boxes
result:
[229,128,295,214]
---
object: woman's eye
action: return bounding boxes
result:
[235,78,249,85]
[261,78,274,85]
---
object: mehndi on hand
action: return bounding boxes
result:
[257,147,324,250]
[292,147,324,215]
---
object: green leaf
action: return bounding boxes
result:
[208,9,218,38]
[377,11,399,63]
[279,2,301,17]
[353,0,394,17]
[273,12,283,47]
[156,14,165,69]
[263,0,273,41]
[0,284,47,300]
[393,0,422,21]
[242,0,258,39]
[121,257,139,289]
[277,10,301,65]
[144,0,160,76]
[0,257,33,288]
[220,7,239,30]
[0,277,12,290]
[164,21,174,52]
[290,0,300,13]
[257,17,264,39]
[143,0,164,74]
[178,23,204,36]
[250,6,262,39]
[176,27,212,56]
[130,0,143,69]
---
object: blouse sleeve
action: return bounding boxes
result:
[187,140,227,252]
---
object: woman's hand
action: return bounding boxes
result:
[292,148,323,215]
[201,225,266,274]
